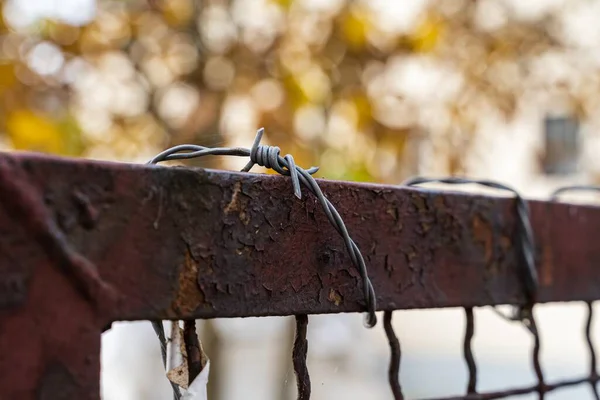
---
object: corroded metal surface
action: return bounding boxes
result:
[2,152,600,399]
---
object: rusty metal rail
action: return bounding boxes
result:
[2,151,600,399]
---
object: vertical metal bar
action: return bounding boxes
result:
[586,302,600,400]
[293,314,310,400]
[527,308,545,400]
[384,311,404,400]
[464,307,477,395]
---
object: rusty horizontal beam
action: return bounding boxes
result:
[2,151,600,399]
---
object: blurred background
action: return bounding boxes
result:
[3,0,600,399]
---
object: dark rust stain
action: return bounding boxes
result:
[0,272,28,309]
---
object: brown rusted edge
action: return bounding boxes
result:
[3,152,600,399]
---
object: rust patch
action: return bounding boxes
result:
[224,181,242,214]
[411,193,428,214]
[403,246,417,263]
[224,181,250,225]
[386,206,399,221]
[328,288,342,306]
[171,248,206,315]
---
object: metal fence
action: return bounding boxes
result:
[2,132,600,399]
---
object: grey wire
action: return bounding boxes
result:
[147,129,378,398]
[551,185,600,199]
[402,177,539,325]
[147,130,319,199]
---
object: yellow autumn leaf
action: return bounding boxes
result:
[409,14,444,53]
[6,110,65,154]
[270,0,293,9]
[162,0,194,27]
[340,7,370,50]
[0,63,16,92]
[49,22,81,47]
[297,65,330,104]
[350,93,372,129]
[282,74,308,109]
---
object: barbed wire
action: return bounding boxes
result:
[148,128,376,326]
[146,128,377,399]
[551,185,600,198]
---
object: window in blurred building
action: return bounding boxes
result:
[542,115,580,175]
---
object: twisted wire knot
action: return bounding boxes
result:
[242,128,318,199]
[251,144,282,171]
